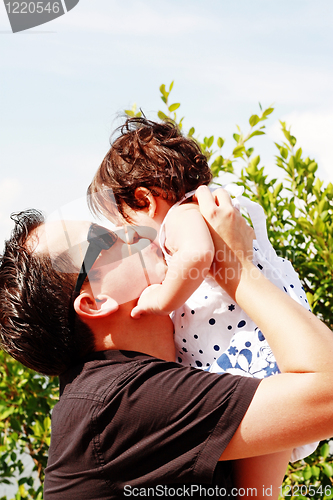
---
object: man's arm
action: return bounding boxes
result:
[196,185,333,459]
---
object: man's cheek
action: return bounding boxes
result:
[110,254,151,306]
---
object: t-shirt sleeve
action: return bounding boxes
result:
[96,358,261,488]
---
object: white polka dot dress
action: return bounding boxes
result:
[159,187,318,461]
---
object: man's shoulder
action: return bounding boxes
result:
[59,350,180,400]
[58,351,258,410]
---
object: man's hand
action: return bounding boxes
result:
[195,186,255,300]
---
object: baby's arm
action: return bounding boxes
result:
[131,204,214,318]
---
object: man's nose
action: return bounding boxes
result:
[117,225,158,245]
[124,226,138,244]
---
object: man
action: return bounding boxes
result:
[1,187,333,499]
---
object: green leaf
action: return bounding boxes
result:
[281,147,288,159]
[282,127,297,147]
[124,109,134,117]
[249,114,260,127]
[44,416,51,429]
[0,406,16,420]
[273,182,283,198]
[320,442,330,458]
[311,465,320,478]
[262,107,274,118]
[206,136,214,148]
[295,148,303,161]
[232,145,246,157]
[159,84,168,99]
[211,156,224,176]
[322,463,333,478]
[308,161,318,173]
[188,127,195,137]
[157,111,168,121]
[245,147,254,158]
[248,130,265,140]
[168,103,180,112]
[249,155,260,169]
[217,137,224,148]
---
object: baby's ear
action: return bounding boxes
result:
[134,187,156,218]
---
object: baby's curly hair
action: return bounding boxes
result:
[88,117,213,221]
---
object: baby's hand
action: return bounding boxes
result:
[131,284,169,319]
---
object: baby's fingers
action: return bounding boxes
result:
[131,306,143,319]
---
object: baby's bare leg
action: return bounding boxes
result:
[232,450,291,499]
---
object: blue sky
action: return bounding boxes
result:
[0,0,332,249]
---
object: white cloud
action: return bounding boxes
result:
[0,178,23,206]
[58,0,212,35]
[267,110,333,182]
[0,178,24,249]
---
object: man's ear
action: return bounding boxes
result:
[74,293,119,320]
[134,187,156,218]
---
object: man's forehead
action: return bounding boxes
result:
[31,220,91,257]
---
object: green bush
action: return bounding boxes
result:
[127,82,333,500]
[0,352,58,499]
[1,81,332,499]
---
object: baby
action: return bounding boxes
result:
[88,117,317,461]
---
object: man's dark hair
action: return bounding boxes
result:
[0,210,95,376]
[88,117,213,220]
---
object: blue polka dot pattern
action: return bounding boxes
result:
[258,330,265,341]
[169,204,311,383]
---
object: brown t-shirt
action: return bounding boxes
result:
[44,350,260,499]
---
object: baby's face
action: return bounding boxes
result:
[102,199,159,231]
[120,205,162,246]
[125,206,160,228]
[121,194,173,240]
